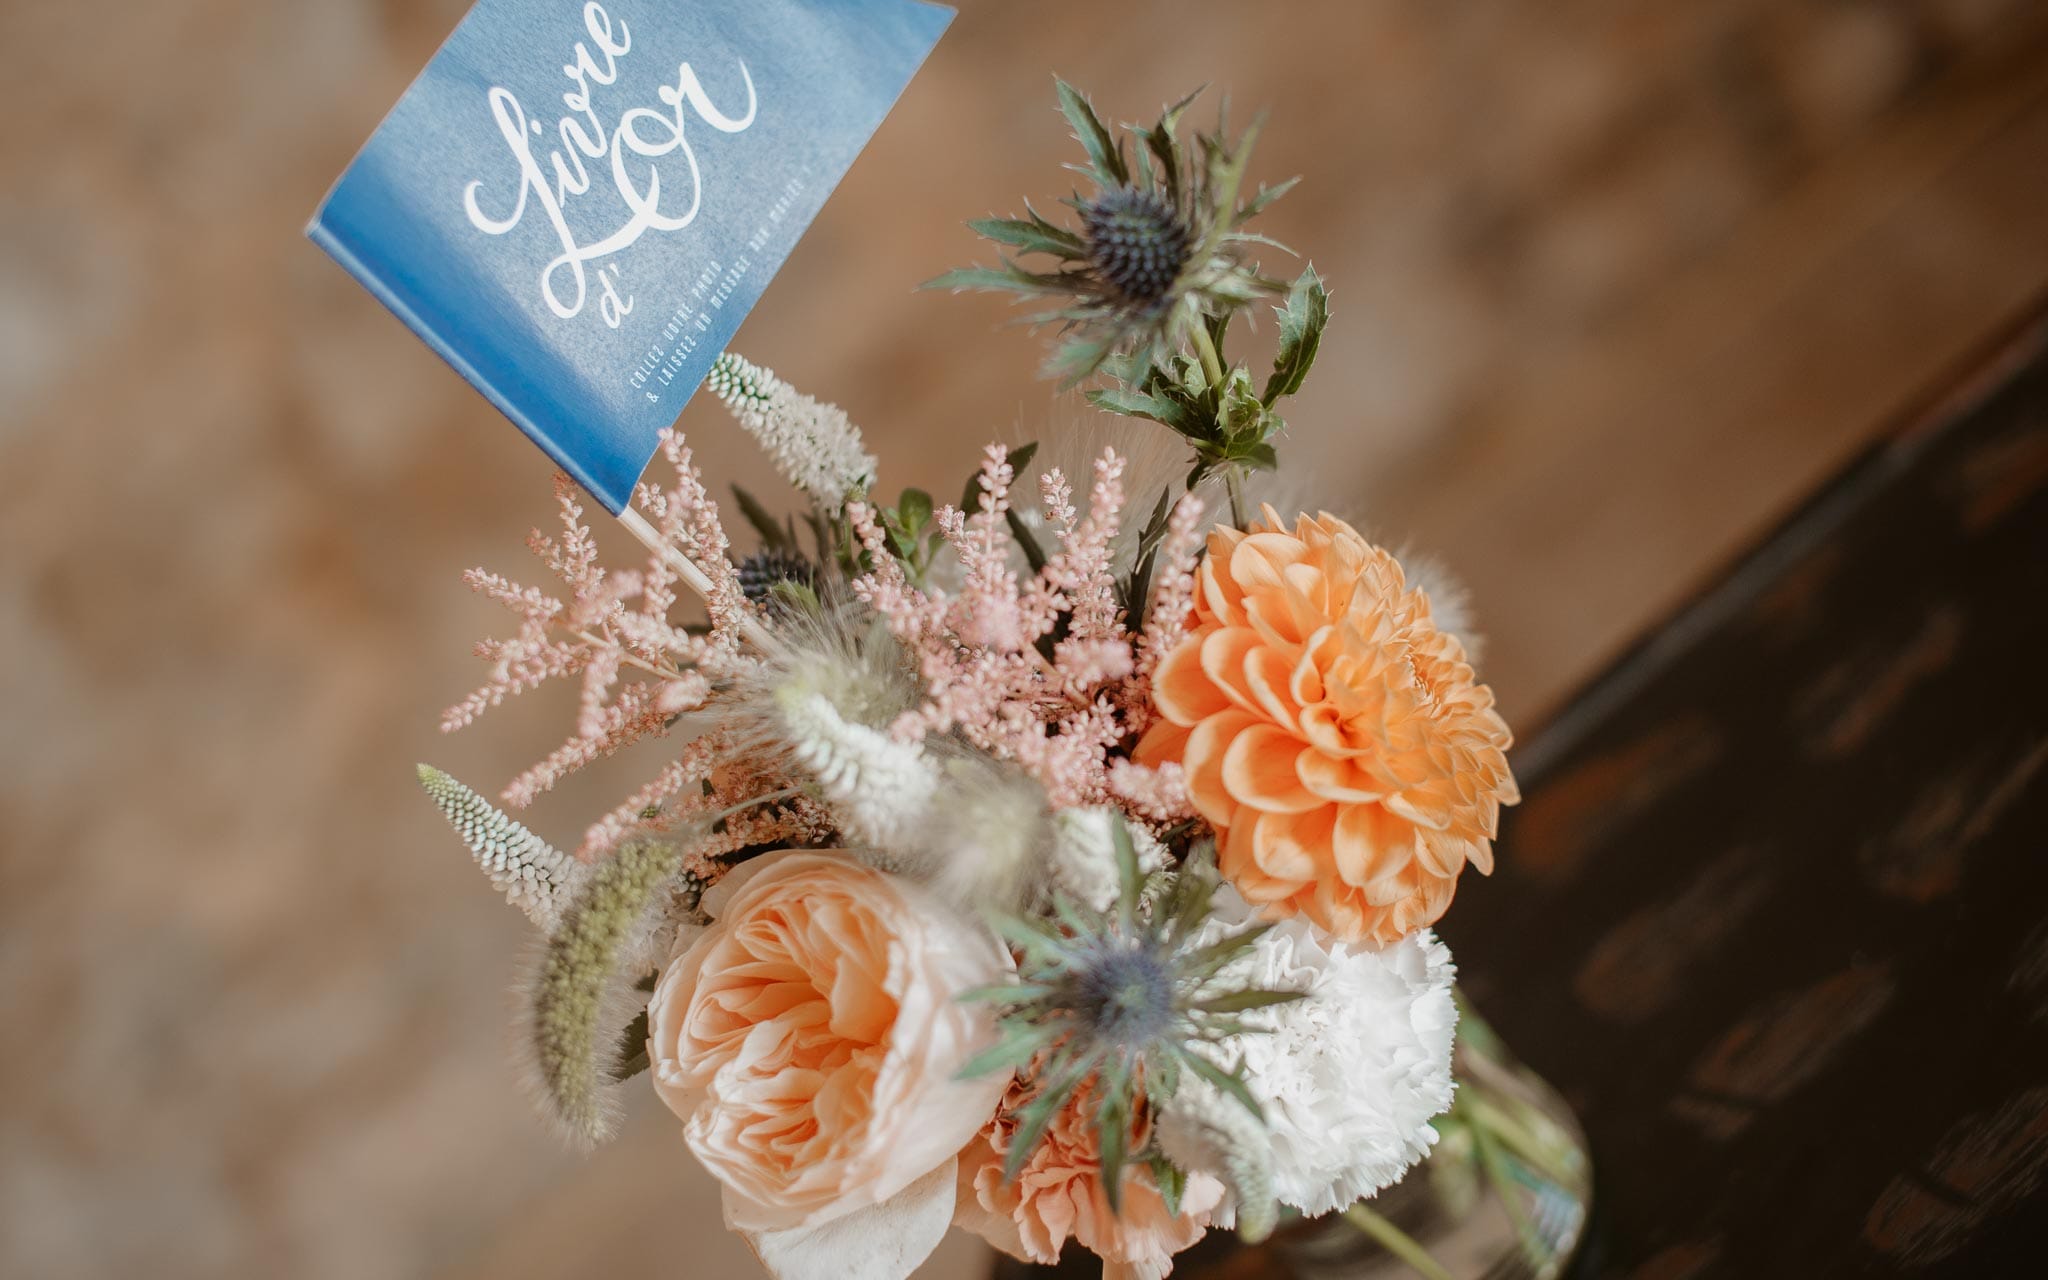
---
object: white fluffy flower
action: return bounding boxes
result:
[1048,806,1165,912]
[779,688,937,847]
[706,353,877,508]
[1159,883,1458,1217]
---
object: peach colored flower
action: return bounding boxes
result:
[953,1073,1225,1280]
[1135,509,1518,945]
[648,851,1010,1274]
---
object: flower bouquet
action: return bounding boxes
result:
[421,82,1566,1280]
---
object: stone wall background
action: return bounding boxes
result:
[2,1,2044,1276]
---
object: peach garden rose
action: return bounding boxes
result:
[647,851,1012,1280]
[1136,509,1519,945]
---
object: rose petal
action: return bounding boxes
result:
[740,1157,958,1280]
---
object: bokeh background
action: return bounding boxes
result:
[4,1,2046,1276]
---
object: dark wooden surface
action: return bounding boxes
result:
[1445,310,2048,1279]
[1003,313,2048,1280]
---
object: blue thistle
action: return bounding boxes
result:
[960,817,1303,1209]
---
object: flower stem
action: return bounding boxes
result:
[1460,1089,1582,1188]
[1190,312,1227,388]
[1469,1105,1549,1266]
[1224,468,1249,528]
[1342,1205,1458,1280]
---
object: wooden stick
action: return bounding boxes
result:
[615,506,774,650]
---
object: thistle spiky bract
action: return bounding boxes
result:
[417,764,584,930]
[928,80,1293,388]
[962,817,1303,1210]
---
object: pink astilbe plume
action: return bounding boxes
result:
[444,441,783,858]
[851,445,1174,810]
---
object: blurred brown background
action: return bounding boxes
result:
[3,1,2045,1276]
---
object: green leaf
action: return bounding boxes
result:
[960,442,1040,516]
[1219,369,1267,440]
[1049,332,1120,388]
[1055,78,1127,186]
[766,579,822,618]
[956,1023,1056,1080]
[1194,988,1307,1014]
[955,980,1053,1004]
[1110,814,1142,932]
[1165,868,1219,944]
[1148,1152,1189,1219]
[896,487,933,536]
[1137,87,1201,206]
[967,214,1085,259]
[1263,265,1328,404]
[1096,1061,1132,1212]
[1006,510,1049,575]
[1004,1053,1096,1183]
[1184,1053,1264,1122]
[730,484,791,552]
[1237,175,1301,225]
[610,1006,651,1081]
[1121,486,1177,631]
[1150,1047,1183,1104]
[922,261,1078,297]
[1086,386,1196,433]
[988,910,1070,963]
[1238,441,1280,471]
[1180,923,1274,981]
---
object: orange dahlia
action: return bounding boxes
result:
[1134,508,1518,944]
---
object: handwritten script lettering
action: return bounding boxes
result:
[461,3,757,327]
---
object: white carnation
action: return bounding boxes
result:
[1159,884,1457,1217]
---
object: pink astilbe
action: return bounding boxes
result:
[1044,452,1127,643]
[1118,491,1207,737]
[852,445,1162,809]
[1108,758,1196,824]
[445,446,779,857]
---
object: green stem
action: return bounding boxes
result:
[1470,1107,1548,1266]
[1342,1205,1458,1280]
[1223,467,1249,528]
[1460,1089,1582,1188]
[1189,308,1227,388]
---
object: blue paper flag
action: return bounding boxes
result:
[310,0,952,512]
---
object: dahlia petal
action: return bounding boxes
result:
[1411,828,1470,879]
[1222,815,1302,898]
[1382,789,1455,833]
[1183,711,1259,825]
[1244,645,1304,730]
[1332,802,1415,887]
[1296,751,1383,803]
[1230,531,1310,592]
[1152,637,1231,725]
[1250,807,1336,882]
[1290,633,1329,706]
[1198,626,1268,717]
[1222,725,1323,813]
[1200,529,1248,622]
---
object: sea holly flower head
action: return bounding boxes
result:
[959,816,1304,1211]
[930,81,1295,387]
